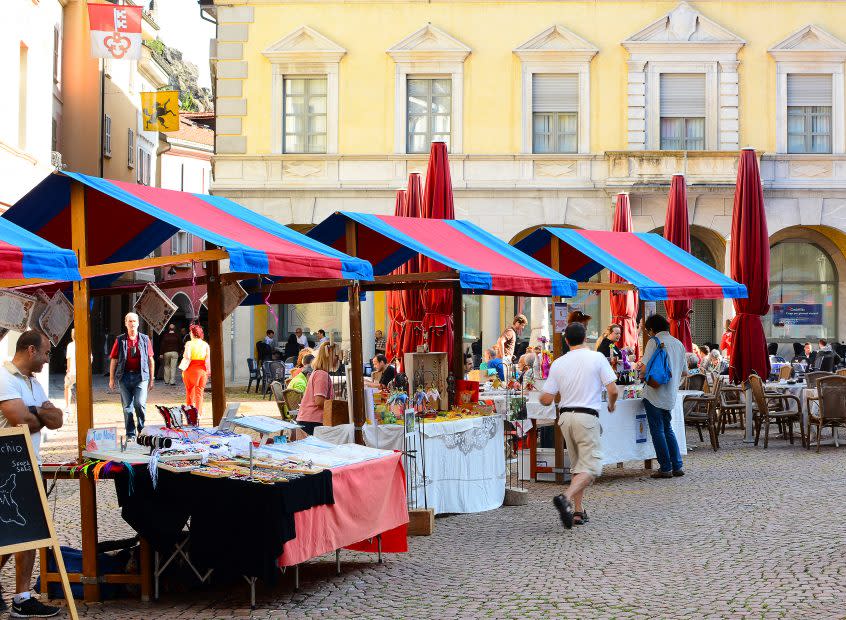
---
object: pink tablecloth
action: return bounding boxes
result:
[277,452,409,567]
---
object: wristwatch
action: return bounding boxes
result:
[28,405,43,426]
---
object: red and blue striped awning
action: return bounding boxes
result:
[3,172,372,285]
[0,217,80,282]
[515,228,747,301]
[307,213,576,297]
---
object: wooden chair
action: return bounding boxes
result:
[809,375,846,452]
[747,374,804,449]
[282,388,304,419]
[778,364,793,380]
[836,369,846,377]
[717,381,746,433]
[804,371,834,419]
[682,391,719,451]
[683,373,707,392]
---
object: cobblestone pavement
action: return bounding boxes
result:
[3,389,846,619]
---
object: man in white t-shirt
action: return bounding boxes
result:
[0,330,62,618]
[295,327,309,348]
[540,322,618,529]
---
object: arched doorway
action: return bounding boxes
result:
[765,240,838,344]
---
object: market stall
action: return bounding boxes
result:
[3,171,376,602]
[513,227,748,480]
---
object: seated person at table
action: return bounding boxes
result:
[296,342,338,435]
[814,339,841,369]
[482,348,505,381]
[365,354,396,389]
[596,324,623,360]
[517,352,536,383]
[288,354,314,393]
[686,352,701,375]
[702,349,727,375]
[791,342,808,364]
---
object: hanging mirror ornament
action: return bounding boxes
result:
[199,280,247,321]
[134,283,178,334]
[39,291,74,346]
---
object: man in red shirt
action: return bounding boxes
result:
[109,312,155,438]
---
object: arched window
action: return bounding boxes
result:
[765,241,837,341]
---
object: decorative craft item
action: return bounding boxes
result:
[200,280,247,320]
[39,291,73,346]
[26,290,51,337]
[0,290,36,332]
[134,283,177,334]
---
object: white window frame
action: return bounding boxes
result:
[405,76,453,154]
[647,64,717,151]
[514,26,597,155]
[127,128,135,168]
[776,67,844,155]
[263,26,345,155]
[281,75,329,154]
[171,231,193,255]
[388,25,470,154]
[103,114,111,157]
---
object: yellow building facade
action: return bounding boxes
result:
[211,0,846,357]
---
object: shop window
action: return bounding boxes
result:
[765,241,837,342]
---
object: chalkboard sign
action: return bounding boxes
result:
[0,427,51,550]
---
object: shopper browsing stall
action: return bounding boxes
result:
[482,348,505,381]
[288,354,314,393]
[182,324,211,416]
[497,314,527,362]
[296,342,337,435]
[639,314,687,479]
[596,323,623,360]
[541,322,618,529]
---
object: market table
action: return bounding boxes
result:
[519,390,691,480]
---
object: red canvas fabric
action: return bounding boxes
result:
[277,453,408,566]
[663,175,694,352]
[385,189,407,366]
[401,173,426,358]
[729,149,771,383]
[420,143,455,363]
[610,194,640,356]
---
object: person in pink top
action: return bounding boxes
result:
[296,341,338,435]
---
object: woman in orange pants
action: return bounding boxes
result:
[181,324,210,416]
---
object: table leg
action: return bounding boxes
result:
[140,538,152,602]
[644,459,653,470]
[335,549,341,574]
[529,425,538,482]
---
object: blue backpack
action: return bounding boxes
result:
[644,336,672,387]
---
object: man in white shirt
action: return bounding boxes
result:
[295,327,309,348]
[316,329,329,347]
[0,330,62,618]
[540,322,618,529]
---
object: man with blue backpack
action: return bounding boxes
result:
[640,314,688,479]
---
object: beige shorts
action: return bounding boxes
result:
[557,411,603,477]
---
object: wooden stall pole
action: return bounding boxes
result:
[345,221,366,445]
[206,258,226,425]
[549,235,566,483]
[452,284,464,383]
[70,181,100,602]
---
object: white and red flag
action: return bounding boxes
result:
[88,3,143,60]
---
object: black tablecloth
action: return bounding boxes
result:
[114,466,334,580]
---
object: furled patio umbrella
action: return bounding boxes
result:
[610,193,640,356]
[729,148,771,386]
[385,189,407,366]
[663,174,694,352]
[420,142,455,363]
[400,173,426,358]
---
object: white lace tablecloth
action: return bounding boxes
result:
[512,391,691,467]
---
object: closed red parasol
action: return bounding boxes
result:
[420,142,455,362]
[729,149,771,384]
[385,189,407,366]
[663,175,693,352]
[610,193,640,355]
[400,173,425,357]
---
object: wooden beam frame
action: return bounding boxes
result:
[577,281,637,292]
[78,249,227,279]
[346,221,366,445]
[206,258,226,425]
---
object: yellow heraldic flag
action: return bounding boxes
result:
[141,91,180,132]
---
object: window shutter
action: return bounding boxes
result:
[787,74,832,107]
[660,74,706,117]
[532,74,578,113]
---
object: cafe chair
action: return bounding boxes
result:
[283,388,304,421]
[682,391,719,451]
[808,375,846,453]
[246,358,261,393]
[683,373,707,392]
[778,365,793,380]
[747,375,804,449]
[804,371,834,419]
[717,381,746,433]
[836,369,846,378]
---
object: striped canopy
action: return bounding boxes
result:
[0,217,80,282]
[307,212,576,297]
[3,172,372,284]
[515,228,747,301]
